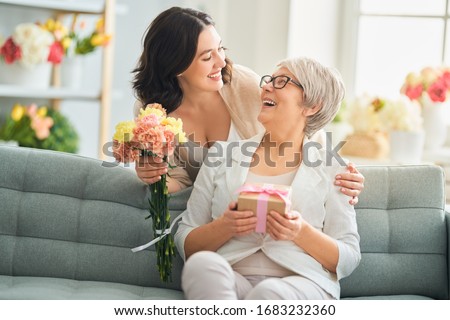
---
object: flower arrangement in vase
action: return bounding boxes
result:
[401,66,450,149]
[0,19,69,87]
[60,15,112,88]
[401,66,450,103]
[378,96,424,163]
[0,103,79,153]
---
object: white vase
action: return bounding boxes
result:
[421,95,448,150]
[389,130,424,164]
[0,62,52,88]
[61,56,84,89]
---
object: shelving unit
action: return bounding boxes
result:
[0,0,115,159]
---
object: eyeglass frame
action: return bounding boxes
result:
[259,75,304,90]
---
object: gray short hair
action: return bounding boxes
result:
[277,57,345,138]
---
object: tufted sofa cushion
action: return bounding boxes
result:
[340,165,448,299]
[0,146,188,299]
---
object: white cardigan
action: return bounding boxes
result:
[174,132,361,299]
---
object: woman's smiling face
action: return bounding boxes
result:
[258,67,310,133]
[178,26,227,93]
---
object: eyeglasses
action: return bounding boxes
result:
[259,75,303,90]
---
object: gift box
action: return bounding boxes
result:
[237,183,292,233]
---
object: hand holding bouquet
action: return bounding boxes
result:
[112,103,186,282]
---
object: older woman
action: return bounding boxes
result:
[174,57,361,300]
[132,7,363,204]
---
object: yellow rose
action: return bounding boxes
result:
[62,37,72,50]
[44,18,56,31]
[420,67,439,87]
[37,106,48,117]
[90,34,111,47]
[95,18,105,33]
[404,72,421,87]
[113,121,135,143]
[10,104,25,122]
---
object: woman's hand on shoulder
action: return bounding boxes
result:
[335,162,365,205]
[217,202,257,237]
[135,155,168,185]
[266,210,303,241]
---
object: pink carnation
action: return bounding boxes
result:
[133,126,166,157]
[113,140,140,163]
[137,114,159,128]
[163,130,175,156]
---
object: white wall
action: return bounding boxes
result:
[287,0,342,68]
[1,0,340,159]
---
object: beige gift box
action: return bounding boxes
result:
[237,183,292,233]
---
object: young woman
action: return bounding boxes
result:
[132,7,364,203]
[175,56,361,300]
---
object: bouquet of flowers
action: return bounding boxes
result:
[0,103,79,153]
[0,20,67,67]
[401,66,450,103]
[112,103,186,282]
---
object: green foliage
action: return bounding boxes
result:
[0,106,79,153]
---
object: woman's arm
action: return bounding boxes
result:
[135,153,192,193]
[184,202,257,259]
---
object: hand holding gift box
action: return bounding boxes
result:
[236,183,292,233]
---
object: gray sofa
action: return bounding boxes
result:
[0,146,448,299]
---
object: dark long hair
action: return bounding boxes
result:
[132,7,233,113]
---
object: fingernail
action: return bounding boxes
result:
[336,175,341,179]
[335,181,341,185]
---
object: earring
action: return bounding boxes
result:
[177,73,183,77]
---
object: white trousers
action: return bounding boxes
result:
[181,251,334,300]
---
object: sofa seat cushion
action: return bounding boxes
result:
[0,276,184,300]
[343,295,434,300]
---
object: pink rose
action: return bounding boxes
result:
[31,116,54,140]
[427,81,447,102]
[441,71,450,89]
[405,84,423,101]
[0,37,21,64]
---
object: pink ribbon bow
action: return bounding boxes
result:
[235,184,291,233]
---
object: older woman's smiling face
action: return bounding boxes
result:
[258,67,310,135]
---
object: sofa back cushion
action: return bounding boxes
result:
[340,165,448,299]
[0,146,186,290]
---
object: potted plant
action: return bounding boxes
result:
[0,103,79,153]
